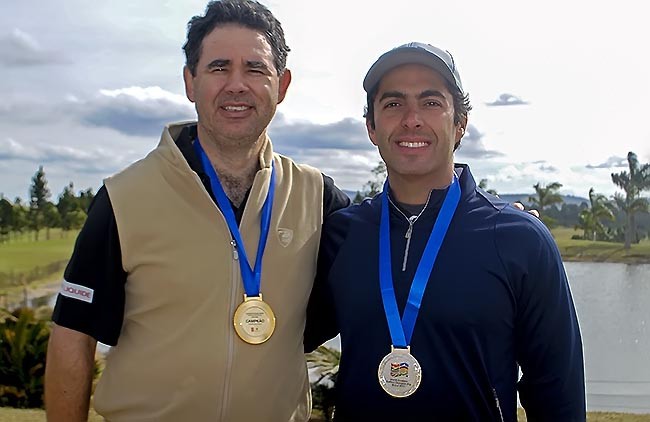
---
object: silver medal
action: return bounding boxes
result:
[377,346,422,398]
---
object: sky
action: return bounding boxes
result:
[1,0,649,202]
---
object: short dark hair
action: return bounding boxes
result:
[183,0,290,76]
[364,77,472,150]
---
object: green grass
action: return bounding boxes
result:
[0,229,78,275]
[0,407,103,421]
[551,227,650,264]
[1,407,647,421]
[0,229,78,308]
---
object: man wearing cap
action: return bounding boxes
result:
[305,43,586,421]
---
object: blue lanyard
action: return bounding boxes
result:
[379,175,461,348]
[193,139,275,297]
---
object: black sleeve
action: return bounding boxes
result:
[303,175,349,352]
[304,208,351,352]
[304,240,339,352]
[51,186,126,346]
[322,174,350,217]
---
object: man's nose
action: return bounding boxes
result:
[401,106,422,129]
[224,70,248,94]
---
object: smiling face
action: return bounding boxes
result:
[183,24,291,149]
[367,64,466,192]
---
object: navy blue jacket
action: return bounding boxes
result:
[305,165,585,421]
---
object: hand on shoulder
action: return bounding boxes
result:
[512,202,540,218]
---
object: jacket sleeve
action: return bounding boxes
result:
[498,211,586,421]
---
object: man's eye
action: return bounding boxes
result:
[384,102,400,108]
[211,67,226,72]
[425,100,442,107]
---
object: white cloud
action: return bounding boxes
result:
[81,86,196,136]
[1,0,650,201]
[456,124,504,159]
[0,28,66,66]
[485,93,529,107]
[0,136,131,172]
[0,138,29,159]
[98,86,189,104]
[586,156,628,169]
[270,115,371,152]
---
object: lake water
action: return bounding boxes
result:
[324,262,650,413]
[568,262,650,413]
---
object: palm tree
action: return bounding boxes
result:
[528,182,564,227]
[575,188,615,241]
[611,152,650,249]
[611,193,649,249]
[478,179,498,196]
[307,345,340,385]
[306,345,340,421]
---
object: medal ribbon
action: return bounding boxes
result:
[193,138,275,297]
[379,175,460,348]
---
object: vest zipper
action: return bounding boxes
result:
[231,239,239,261]
[387,191,433,272]
[220,239,239,421]
[492,388,505,422]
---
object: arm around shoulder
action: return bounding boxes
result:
[45,323,97,422]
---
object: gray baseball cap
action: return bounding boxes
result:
[363,42,464,95]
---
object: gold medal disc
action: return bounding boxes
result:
[377,346,422,398]
[233,294,276,344]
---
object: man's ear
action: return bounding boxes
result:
[366,118,378,147]
[455,116,468,143]
[183,66,195,103]
[277,69,292,104]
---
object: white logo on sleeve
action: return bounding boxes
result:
[60,280,94,303]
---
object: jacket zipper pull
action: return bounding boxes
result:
[405,218,415,239]
[401,216,417,272]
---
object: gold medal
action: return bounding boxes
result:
[377,346,422,398]
[233,294,276,344]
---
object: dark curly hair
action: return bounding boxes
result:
[183,0,290,76]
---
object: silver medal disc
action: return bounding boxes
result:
[377,346,422,398]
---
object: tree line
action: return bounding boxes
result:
[0,166,95,243]
[3,151,649,249]
[355,151,650,250]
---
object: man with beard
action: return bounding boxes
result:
[45,1,349,421]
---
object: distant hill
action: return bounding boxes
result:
[344,189,589,207]
[498,194,588,207]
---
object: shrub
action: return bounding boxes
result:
[0,307,50,408]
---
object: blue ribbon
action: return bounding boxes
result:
[379,175,461,348]
[193,139,275,297]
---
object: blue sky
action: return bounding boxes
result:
[1,0,649,201]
